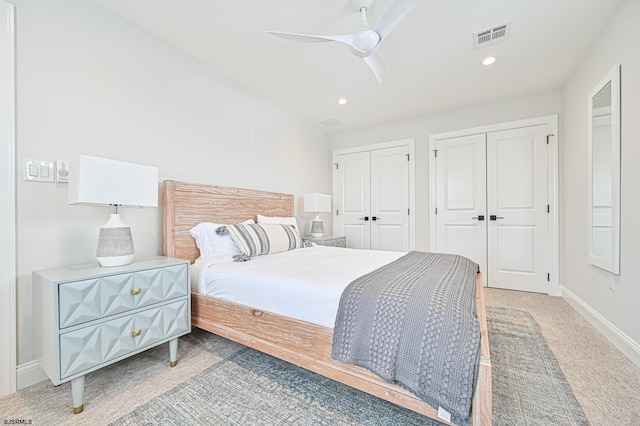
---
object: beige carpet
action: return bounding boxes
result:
[1,288,639,425]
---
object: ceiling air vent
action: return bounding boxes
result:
[473,22,510,50]
[318,117,344,128]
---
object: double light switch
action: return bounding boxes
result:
[23,159,69,183]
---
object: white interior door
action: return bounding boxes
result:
[434,134,488,284]
[333,151,371,249]
[486,125,550,293]
[370,146,410,251]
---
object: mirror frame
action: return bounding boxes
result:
[587,64,621,274]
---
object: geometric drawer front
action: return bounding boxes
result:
[303,237,346,248]
[59,264,188,329]
[59,299,189,379]
[320,237,346,247]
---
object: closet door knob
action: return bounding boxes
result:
[472,215,485,221]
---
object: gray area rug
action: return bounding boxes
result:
[488,307,588,426]
[112,307,587,425]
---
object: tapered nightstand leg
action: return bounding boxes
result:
[71,375,85,414]
[169,338,178,367]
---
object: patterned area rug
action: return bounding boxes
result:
[488,307,587,426]
[112,307,587,425]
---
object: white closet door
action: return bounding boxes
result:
[370,146,410,251]
[333,151,371,249]
[434,134,488,283]
[434,126,552,293]
[486,125,550,293]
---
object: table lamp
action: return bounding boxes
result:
[303,193,331,237]
[68,155,158,267]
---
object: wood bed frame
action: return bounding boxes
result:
[162,180,492,425]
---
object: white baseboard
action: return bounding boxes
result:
[562,286,640,368]
[16,360,47,390]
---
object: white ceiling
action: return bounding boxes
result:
[96,0,624,133]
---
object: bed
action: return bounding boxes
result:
[162,180,492,425]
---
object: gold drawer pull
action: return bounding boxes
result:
[131,288,141,295]
[132,329,142,337]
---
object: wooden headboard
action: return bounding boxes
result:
[162,180,294,263]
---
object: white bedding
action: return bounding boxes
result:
[190,245,404,328]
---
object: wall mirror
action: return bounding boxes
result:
[588,64,621,274]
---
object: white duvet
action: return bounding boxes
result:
[190,245,404,328]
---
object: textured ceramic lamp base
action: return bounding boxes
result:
[96,214,134,267]
[310,220,324,238]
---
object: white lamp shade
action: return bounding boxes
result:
[304,193,331,213]
[68,155,158,207]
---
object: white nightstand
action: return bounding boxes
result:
[303,235,346,248]
[33,256,191,414]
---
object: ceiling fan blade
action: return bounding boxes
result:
[363,52,386,83]
[267,31,352,45]
[374,0,418,41]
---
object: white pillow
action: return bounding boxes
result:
[190,218,254,259]
[257,214,299,232]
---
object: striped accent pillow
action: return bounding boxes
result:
[217,223,305,259]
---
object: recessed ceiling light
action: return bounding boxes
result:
[337,98,348,105]
[482,56,496,66]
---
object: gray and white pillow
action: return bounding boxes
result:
[189,218,254,259]
[217,223,304,260]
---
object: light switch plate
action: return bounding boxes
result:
[23,159,55,182]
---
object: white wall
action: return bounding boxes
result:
[12,0,330,382]
[562,0,640,359]
[330,91,563,250]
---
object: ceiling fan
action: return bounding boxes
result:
[267,0,418,83]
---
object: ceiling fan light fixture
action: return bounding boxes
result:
[349,29,381,54]
[482,56,497,66]
[338,98,348,105]
[267,0,417,84]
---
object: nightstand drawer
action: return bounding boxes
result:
[59,263,188,328]
[303,236,346,248]
[59,299,189,379]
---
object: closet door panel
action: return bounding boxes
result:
[375,224,404,252]
[496,225,536,273]
[487,125,549,293]
[434,134,488,283]
[371,146,409,251]
[344,225,368,250]
[443,224,483,265]
[334,152,371,249]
